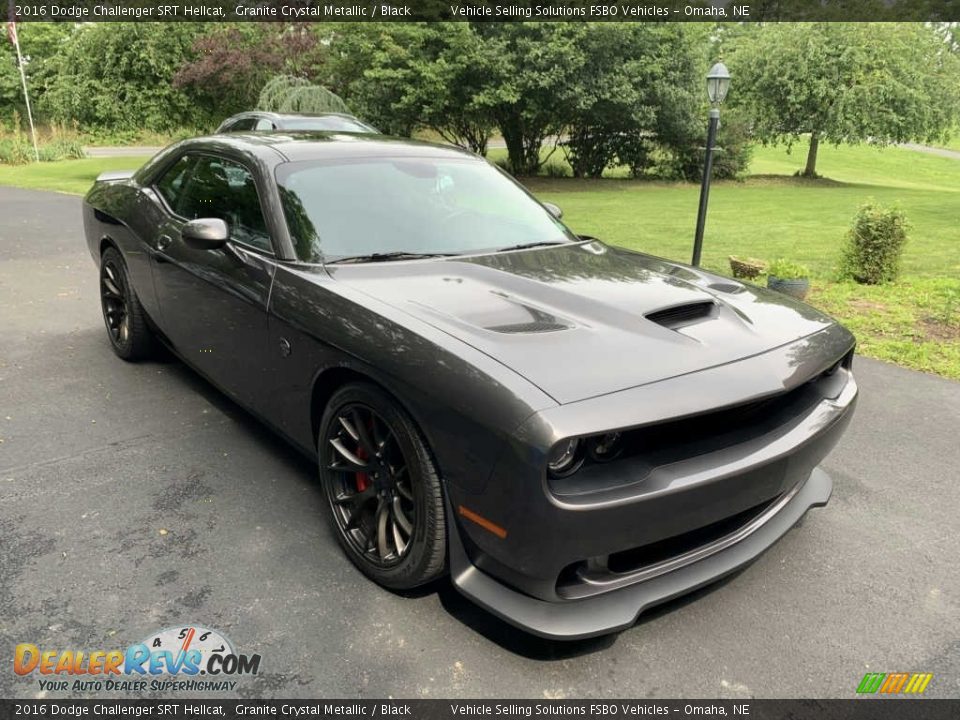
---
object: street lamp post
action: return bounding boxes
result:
[691,62,731,267]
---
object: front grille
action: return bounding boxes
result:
[547,380,821,499]
[606,498,774,573]
[555,494,783,598]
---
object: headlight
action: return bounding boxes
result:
[588,432,623,462]
[547,438,583,477]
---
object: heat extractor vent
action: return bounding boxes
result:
[645,301,716,329]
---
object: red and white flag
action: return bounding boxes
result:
[6,21,16,47]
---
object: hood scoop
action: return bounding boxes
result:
[646,301,717,329]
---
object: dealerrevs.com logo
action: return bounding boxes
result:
[14,625,261,693]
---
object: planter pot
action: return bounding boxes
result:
[729,256,767,280]
[767,275,810,300]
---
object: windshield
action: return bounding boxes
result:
[275,156,575,262]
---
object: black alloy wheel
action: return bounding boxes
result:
[319,383,446,589]
[99,247,155,361]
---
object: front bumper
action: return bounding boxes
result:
[449,466,832,640]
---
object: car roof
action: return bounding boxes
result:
[179,132,480,164]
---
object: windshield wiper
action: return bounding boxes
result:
[326,251,458,265]
[495,240,569,253]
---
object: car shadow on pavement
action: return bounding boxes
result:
[158,356,318,477]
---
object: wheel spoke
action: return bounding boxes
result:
[337,415,360,442]
[350,409,377,457]
[395,479,413,501]
[103,277,123,297]
[376,500,389,560]
[391,517,407,556]
[370,416,388,453]
[328,438,370,472]
[343,490,374,531]
[392,496,413,534]
[334,485,375,508]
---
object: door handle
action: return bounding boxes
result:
[156,234,173,252]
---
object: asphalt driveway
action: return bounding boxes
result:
[1,186,957,699]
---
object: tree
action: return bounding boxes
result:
[471,23,586,175]
[174,24,327,118]
[257,75,351,114]
[561,24,706,179]
[730,23,960,177]
[40,23,212,133]
[0,22,73,125]
[327,23,495,151]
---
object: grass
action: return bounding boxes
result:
[0,142,957,378]
[0,155,150,195]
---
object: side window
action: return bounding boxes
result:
[225,118,256,132]
[178,156,272,254]
[155,155,196,213]
[254,118,274,131]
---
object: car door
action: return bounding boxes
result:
[150,152,277,411]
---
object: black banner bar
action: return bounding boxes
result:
[6,0,960,23]
[2,700,960,720]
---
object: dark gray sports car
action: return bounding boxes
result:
[83,133,857,639]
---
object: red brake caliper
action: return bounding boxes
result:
[355,445,369,492]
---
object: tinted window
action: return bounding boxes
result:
[254,118,275,131]
[178,156,272,253]
[276,157,573,262]
[224,118,257,132]
[155,155,195,211]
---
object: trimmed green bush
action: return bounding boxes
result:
[839,202,909,284]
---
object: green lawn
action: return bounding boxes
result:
[525,144,960,378]
[0,155,150,195]
[1,143,958,378]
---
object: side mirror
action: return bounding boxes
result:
[182,218,229,250]
[543,202,563,220]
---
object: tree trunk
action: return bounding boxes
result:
[499,117,525,175]
[803,131,820,178]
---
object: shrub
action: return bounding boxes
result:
[0,122,86,164]
[542,160,570,178]
[664,111,754,181]
[767,258,810,280]
[839,202,909,284]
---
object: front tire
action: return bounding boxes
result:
[99,247,155,361]
[318,382,446,590]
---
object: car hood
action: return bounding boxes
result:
[327,241,836,404]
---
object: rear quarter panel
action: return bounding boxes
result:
[84,180,167,324]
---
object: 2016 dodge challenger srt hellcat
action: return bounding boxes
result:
[83,133,857,639]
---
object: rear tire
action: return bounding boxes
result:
[318,382,447,590]
[100,247,155,361]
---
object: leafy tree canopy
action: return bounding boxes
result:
[730,22,960,177]
[39,23,212,133]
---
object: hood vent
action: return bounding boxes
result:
[487,321,569,334]
[646,301,716,329]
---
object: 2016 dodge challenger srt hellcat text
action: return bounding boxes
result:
[83,133,857,639]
